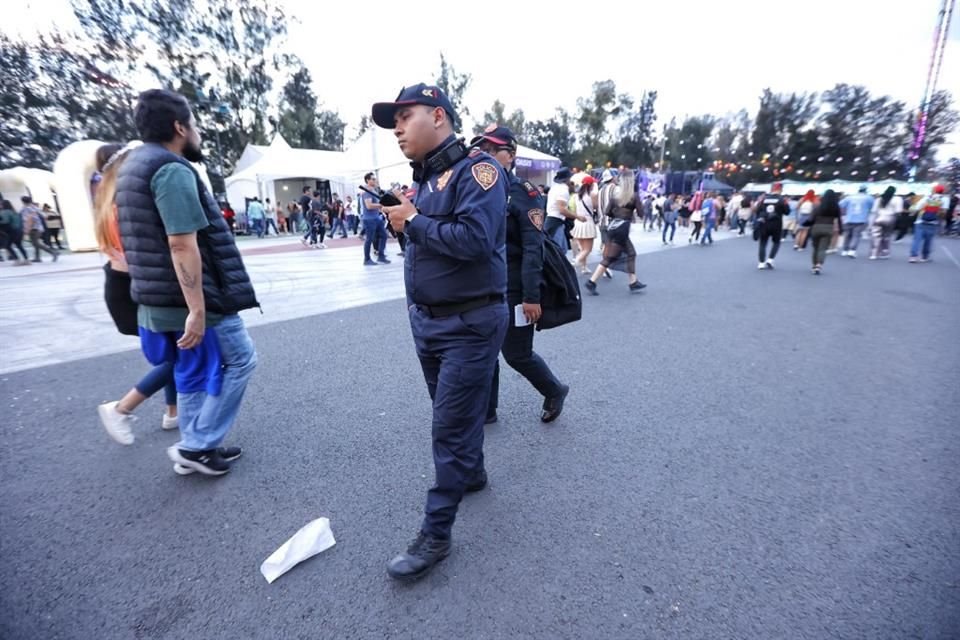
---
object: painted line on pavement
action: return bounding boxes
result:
[940,244,960,270]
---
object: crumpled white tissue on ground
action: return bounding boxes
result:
[260,517,336,583]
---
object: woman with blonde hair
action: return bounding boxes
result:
[584,169,646,295]
[93,142,179,446]
[570,175,598,273]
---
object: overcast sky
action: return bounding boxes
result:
[9,0,960,158]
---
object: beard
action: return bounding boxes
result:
[183,140,204,163]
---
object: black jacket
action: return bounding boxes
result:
[116,143,258,314]
[505,175,545,303]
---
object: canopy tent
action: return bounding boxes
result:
[342,127,412,189]
[225,135,357,212]
[0,167,58,211]
[700,178,735,195]
[743,179,938,197]
[225,131,563,212]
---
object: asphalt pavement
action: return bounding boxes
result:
[2,235,958,639]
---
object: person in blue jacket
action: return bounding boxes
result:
[373,84,509,582]
[838,185,874,257]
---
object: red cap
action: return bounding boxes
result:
[582,176,597,186]
[934,184,945,194]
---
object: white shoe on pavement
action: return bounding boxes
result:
[98,401,136,445]
[766,259,775,269]
[757,262,767,270]
[161,413,179,431]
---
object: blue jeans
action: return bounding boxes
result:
[543,217,568,251]
[700,219,715,244]
[177,314,257,452]
[362,218,386,261]
[264,218,279,236]
[910,222,937,259]
[135,361,177,406]
[251,218,264,238]
[843,222,866,252]
[662,221,676,243]
[330,217,347,237]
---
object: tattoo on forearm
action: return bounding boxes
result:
[177,262,199,289]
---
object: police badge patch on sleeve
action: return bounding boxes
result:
[527,208,544,230]
[471,163,499,191]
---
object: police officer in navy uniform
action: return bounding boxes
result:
[372,84,509,581]
[473,125,569,424]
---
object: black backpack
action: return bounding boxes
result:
[537,236,582,331]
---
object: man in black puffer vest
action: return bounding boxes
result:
[117,89,259,477]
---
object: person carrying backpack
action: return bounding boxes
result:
[473,126,570,425]
[754,182,790,269]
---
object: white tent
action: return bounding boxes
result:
[225,135,358,212]
[343,127,411,189]
[225,131,563,211]
[0,166,58,212]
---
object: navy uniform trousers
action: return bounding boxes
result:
[487,295,565,416]
[411,301,509,539]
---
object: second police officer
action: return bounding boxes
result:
[473,125,569,425]
[372,84,509,581]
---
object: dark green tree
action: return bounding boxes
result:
[906,90,959,180]
[433,53,471,130]
[576,79,632,148]
[275,67,321,148]
[314,109,346,151]
[614,90,658,167]
[473,100,526,138]
[525,109,576,166]
[663,116,715,172]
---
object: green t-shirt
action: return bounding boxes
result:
[138,162,222,332]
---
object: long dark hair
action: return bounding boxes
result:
[819,189,841,218]
[880,186,895,208]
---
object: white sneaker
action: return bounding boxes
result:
[98,401,136,445]
[757,262,767,270]
[161,413,179,431]
[766,259,775,269]
[319,243,327,249]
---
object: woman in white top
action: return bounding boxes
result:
[570,176,599,273]
[688,203,704,243]
[870,186,903,260]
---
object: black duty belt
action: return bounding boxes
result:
[419,294,503,318]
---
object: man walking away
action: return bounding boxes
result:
[839,185,873,258]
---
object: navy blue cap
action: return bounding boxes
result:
[555,167,572,182]
[372,83,457,129]
[470,124,518,151]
